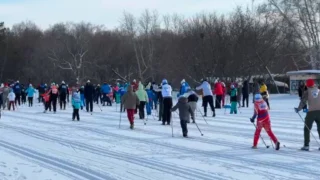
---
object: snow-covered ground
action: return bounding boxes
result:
[1,94,320,180]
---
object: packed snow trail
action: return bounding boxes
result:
[1,94,320,180]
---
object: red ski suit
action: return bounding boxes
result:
[253,99,278,146]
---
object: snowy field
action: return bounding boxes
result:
[1,94,320,180]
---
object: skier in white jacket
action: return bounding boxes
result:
[8,89,16,111]
[196,79,215,117]
[161,79,173,125]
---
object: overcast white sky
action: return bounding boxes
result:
[0,0,264,30]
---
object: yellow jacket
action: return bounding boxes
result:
[260,84,267,93]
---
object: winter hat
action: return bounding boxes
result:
[231,85,235,89]
[87,80,90,83]
[17,80,19,83]
[255,94,262,100]
[306,79,315,88]
[133,79,136,83]
[62,81,65,84]
[51,82,55,86]
[29,84,32,87]
[181,79,186,84]
[162,79,168,85]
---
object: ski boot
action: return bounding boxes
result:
[130,123,134,129]
[275,142,280,150]
[301,146,309,151]
[212,111,216,117]
[203,112,207,117]
[251,146,258,149]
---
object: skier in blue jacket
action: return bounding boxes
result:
[179,79,190,97]
[26,84,36,107]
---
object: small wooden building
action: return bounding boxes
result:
[286,70,320,94]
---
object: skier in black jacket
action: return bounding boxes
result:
[242,80,249,107]
[84,80,94,113]
[59,81,68,110]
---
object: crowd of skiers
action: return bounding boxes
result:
[9,77,320,152]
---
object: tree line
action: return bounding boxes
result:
[0,0,318,87]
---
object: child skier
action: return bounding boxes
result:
[230,85,238,114]
[171,95,195,137]
[250,94,280,150]
[42,90,51,113]
[72,92,81,121]
[121,85,140,129]
[8,89,16,111]
[26,84,36,107]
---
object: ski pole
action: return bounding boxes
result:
[194,121,204,136]
[97,103,102,112]
[196,108,208,124]
[119,110,122,128]
[252,123,270,148]
[297,112,320,146]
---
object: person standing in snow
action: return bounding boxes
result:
[136,82,149,119]
[50,83,59,113]
[229,85,238,114]
[26,84,36,107]
[242,80,249,107]
[84,80,94,113]
[187,91,198,123]
[121,85,140,129]
[59,81,68,110]
[72,92,81,121]
[197,79,215,117]
[295,79,320,151]
[250,94,280,150]
[171,94,194,138]
[161,79,173,125]
[8,89,16,111]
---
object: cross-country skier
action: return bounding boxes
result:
[145,82,153,116]
[79,86,85,110]
[214,80,223,109]
[84,80,94,113]
[121,85,140,129]
[161,79,172,125]
[136,82,148,119]
[42,89,51,113]
[72,92,81,121]
[101,82,111,106]
[26,84,35,107]
[13,80,21,106]
[58,81,68,110]
[242,80,249,107]
[179,79,190,97]
[260,82,270,109]
[171,94,194,138]
[197,79,215,117]
[8,88,15,111]
[295,79,320,151]
[250,94,280,150]
[230,85,238,114]
[50,83,59,113]
[21,84,26,105]
[187,90,198,123]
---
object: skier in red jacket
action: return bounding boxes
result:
[250,94,280,150]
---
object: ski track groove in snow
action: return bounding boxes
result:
[7,111,320,160]
[3,112,320,179]
[0,124,225,180]
[0,140,117,180]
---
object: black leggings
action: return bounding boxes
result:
[28,97,33,107]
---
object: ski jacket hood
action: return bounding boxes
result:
[136,82,148,102]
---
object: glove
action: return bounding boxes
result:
[250,118,255,123]
[294,107,300,113]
